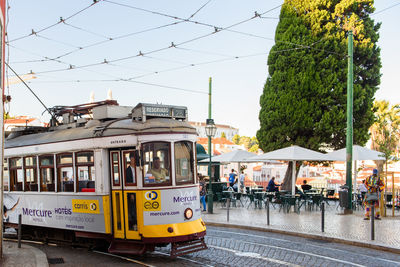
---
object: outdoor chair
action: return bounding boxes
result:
[279,196,298,213]
[223,191,234,207]
[311,194,323,210]
[216,192,226,207]
[264,193,276,209]
[235,193,244,207]
[298,193,313,211]
[324,189,335,205]
[247,194,257,209]
[385,194,393,208]
[255,193,264,209]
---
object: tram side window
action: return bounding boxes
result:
[40,155,55,192]
[174,141,194,185]
[123,151,136,186]
[57,153,74,192]
[142,142,171,186]
[3,159,9,191]
[10,158,23,191]
[76,151,95,192]
[111,152,121,186]
[24,156,38,191]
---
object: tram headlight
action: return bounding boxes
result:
[184,208,193,220]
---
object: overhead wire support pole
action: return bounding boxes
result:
[5,63,56,122]
[207,77,213,214]
[345,30,354,213]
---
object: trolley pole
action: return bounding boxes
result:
[345,30,354,213]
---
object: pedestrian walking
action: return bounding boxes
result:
[229,169,237,188]
[199,175,207,212]
[363,169,384,220]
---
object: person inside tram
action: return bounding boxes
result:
[126,152,136,184]
[147,156,169,183]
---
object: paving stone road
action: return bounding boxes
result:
[34,225,400,267]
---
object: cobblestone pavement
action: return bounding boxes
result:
[31,226,400,267]
[201,201,400,250]
[152,226,400,267]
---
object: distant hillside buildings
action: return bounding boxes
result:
[5,116,47,134]
[189,121,238,141]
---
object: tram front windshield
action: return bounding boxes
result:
[143,142,171,185]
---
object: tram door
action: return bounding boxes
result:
[110,149,140,240]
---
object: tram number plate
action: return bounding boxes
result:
[143,190,161,211]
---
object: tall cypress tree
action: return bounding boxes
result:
[257,0,381,189]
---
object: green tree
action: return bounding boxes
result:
[370,100,400,176]
[232,134,240,145]
[239,136,251,150]
[221,132,226,139]
[249,144,259,153]
[257,0,381,191]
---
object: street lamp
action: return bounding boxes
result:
[205,118,217,214]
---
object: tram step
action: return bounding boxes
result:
[170,238,208,258]
[108,240,147,255]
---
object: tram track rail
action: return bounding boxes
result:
[206,227,400,266]
[4,235,213,266]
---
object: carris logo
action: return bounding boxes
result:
[144,191,158,201]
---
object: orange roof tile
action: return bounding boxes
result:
[197,137,234,145]
[253,165,262,171]
[5,117,36,124]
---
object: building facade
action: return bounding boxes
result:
[189,121,239,141]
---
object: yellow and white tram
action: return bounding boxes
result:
[3,100,207,257]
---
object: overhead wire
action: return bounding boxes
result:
[8,0,104,43]
[8,1,399,96]
[62,21,112,39]
[187,0,212,19]
[29,0,213,62]
[20,3,284,75]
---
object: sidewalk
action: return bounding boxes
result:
[202,201,400,253]
[1,240,49,267]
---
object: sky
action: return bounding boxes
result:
[4,0,400,137]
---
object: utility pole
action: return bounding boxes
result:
[345,30,354,213]
[207,77,214,214]
[0,0,6,257]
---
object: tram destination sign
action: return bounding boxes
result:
[132,103,187,121]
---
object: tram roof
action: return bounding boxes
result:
[5,117,197,149]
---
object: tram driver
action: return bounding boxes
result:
[147,156,169,183]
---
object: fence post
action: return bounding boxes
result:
[18,214,22,248]
[321,202,325,232]
[227,198,230,222]
[371,204,375,240]
[266,197,270,226]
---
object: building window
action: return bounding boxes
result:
[57,153,74,192]
[24,156,38,191]
[76,151,95,192]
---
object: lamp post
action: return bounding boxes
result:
[205,118,217,214]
